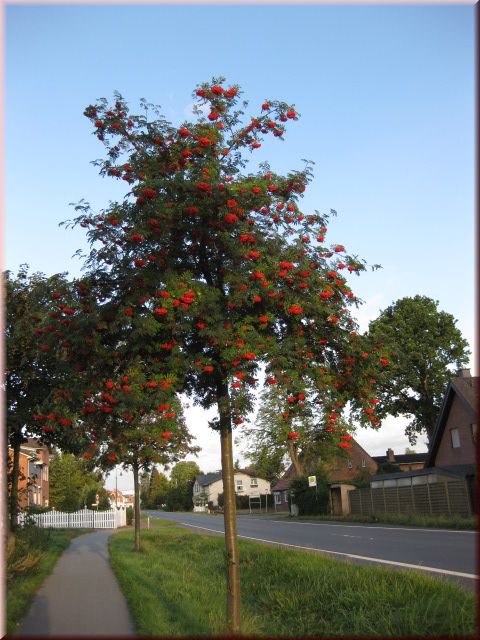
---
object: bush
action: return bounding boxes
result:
[288,470,330,516]
[24,505,52,515]
[126,506,134,526]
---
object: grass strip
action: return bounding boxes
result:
[109,521,476,637]
[285,513,477,530]
[6,528,89,635]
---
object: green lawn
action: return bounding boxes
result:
[6,527,90,635]
[285,512,477,530]
[109,521,476,637]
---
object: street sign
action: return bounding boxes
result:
[308,475,316,487]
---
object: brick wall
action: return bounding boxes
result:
[434,395,476,467]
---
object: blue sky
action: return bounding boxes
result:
[6,4,475,487]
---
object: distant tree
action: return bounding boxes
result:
[376,461,398,475]
[166,461,202,511]
[148,467,170,508]
[241,383,341,478]
[140,471,151,508]
[49,451,105,511]
[243,443,286,484]
[404,447,416,455]
[368,296,470,444]
[84,486,111,510]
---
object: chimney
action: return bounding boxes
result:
[386,448,395,462]
[457,368,471,378]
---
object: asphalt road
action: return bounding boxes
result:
[145,511,477,591]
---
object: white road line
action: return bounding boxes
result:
[180,522,478,581]
[268,520,476,534]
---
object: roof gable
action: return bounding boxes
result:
[426,376,478,467]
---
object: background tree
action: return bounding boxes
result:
[49,451,106,511]
[368,295,470,444]
[66,78,385,632]
[240,382,342,479]
[140,470,151,507]
[166,461,201,511]
[147,467,170,508]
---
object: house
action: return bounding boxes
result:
[271,438,378,514]
[9,439,50,509]
[123,492,135,506]
[368,370,477,514]
[193,469,271,509]
[107,489,126,508]
[425,369,477,471]
[372,448,427,472]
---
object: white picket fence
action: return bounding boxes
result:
[18,507,127,529]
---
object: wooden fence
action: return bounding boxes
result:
[348,480,472,517]
[18,507,127,529]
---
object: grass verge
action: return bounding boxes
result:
[286,512,477,530]
[6,526,90,635]
[109,521,476,637]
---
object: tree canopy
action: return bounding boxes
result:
[368,295,470,444]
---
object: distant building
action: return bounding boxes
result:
[372,448,427,472]
[107,489,126,507]
[271,438,378,513]
[369,370,477,512]
[193,469,270,508]
[9,439,50,508]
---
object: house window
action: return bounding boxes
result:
[471,423,477,444]
[361,458,366,468]
[274,493,281,505]
[250,478,258,488]
[236,479,243,492]
[347,459,353,469]
[450,428,461,449]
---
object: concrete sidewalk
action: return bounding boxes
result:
[17,530,136,637]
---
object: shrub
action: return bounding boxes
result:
[288,469,330,516]
[24,505,52,515]
[126,506,134,526]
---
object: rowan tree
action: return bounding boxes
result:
[64,77,385,632]
[5,267,90,529]
[25,263,199,549]
[74,379,197,549]
[368,295,470,444]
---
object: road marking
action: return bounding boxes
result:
[180,522,478,581]
[268,520,476,534]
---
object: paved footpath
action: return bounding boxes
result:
[17,530,136,637]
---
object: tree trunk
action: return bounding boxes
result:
[133,461,141,551]
[218,385,241,634]
[287,440,304,476]
[8,437,22,532]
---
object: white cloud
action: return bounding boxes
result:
[353,415,429,457]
